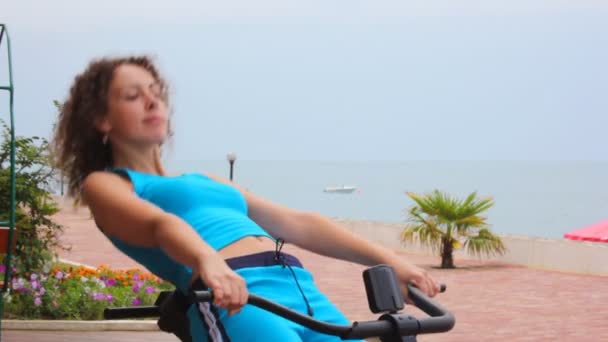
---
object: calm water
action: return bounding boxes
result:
[165,160,608,239]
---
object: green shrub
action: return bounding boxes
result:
[0,119,67,275]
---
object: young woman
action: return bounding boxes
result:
[52,56,440,341]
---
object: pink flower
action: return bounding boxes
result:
[0,264,5,273]
[30,274,38,281]
[34,297,42,306]
[105,278,115,287]
[132,298,142,306]
[92,292,105,301]
[55,271,64,280]
[11,278,24,290]
[132,278,145,293]
[105,294,113,302]
[145,286,156,294]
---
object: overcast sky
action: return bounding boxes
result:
[1,1,607,161]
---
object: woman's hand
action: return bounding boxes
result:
[195,252,249,315]
[391,259,440,304]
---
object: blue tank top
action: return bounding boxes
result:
[102,168,274,292]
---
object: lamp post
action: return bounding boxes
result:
[226,152,237,181]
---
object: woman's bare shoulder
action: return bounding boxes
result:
[81,171,132,199]
[81,170,164,246]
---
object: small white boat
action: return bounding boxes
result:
[323,185,357,194]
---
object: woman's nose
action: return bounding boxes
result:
[144,91,158,111]
[146,99,157,111]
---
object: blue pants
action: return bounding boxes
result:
[186,251,363,342]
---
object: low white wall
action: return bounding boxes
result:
[334,219,608,276]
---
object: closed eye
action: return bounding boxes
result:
[125,93,139,101]
[149,83,163,98]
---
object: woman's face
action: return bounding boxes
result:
[100,64,169,146]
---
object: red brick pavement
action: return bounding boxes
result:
[4,204,608,341]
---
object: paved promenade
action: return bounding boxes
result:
[4,203,608,341]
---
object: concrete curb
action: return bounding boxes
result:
[3,320,380,341]
[57,257,97,270]
[3,319,160,331]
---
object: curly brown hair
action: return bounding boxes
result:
[51,55,170,202]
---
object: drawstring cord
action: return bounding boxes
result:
[274,238,314,317]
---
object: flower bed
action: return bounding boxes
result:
[1,263,175,320]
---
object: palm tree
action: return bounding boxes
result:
[402,190,506,269]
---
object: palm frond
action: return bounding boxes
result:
[402,222,443,254]
[464,228,507,258]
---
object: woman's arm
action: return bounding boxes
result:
[207,174,439,297]
[82,171,248,313]
[83,171,217,262]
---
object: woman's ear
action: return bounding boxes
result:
[95,116,112,135]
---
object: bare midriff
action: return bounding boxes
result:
[217,236,277,259]
[189,236,277,284]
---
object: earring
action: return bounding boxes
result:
[102,134,109,145]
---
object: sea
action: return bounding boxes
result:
[162,160,608,240]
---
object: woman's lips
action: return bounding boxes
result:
[143,116,164,125]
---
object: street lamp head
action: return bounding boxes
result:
[227,152,237,163]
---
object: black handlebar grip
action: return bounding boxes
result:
[190,290,214,303]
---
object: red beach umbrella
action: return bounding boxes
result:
[564,221,608,243]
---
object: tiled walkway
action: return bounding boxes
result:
[4,203,608,341]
